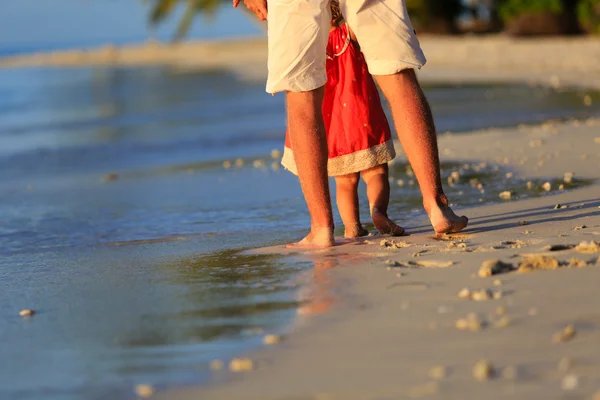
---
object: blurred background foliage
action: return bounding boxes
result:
[146,0,600,37]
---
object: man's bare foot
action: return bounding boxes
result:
[344,224,369,239]
[287,226,336,249]
[425,196,468,236]
[371,207,405,236]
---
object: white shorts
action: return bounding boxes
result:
[266,0,427,94]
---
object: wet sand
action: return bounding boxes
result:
[158,117,600,399]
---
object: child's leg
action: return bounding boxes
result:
[334,173,369,238]
[361,164,405,236]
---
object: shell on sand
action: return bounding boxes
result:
[429,365,447,380]
[553,324,576,343]
[263,334,281,345]
[230,358,254,372]
[561,374,579,390]
[472,359,494,381]
[134,384,155,398]
[19,309,35,317]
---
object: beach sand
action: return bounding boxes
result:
[155,116,600,399]
[1,35,599,89]
[6,34,599,399]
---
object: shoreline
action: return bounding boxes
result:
[152,47,599,398]
[159,116,600,399]
[1,35,600,90]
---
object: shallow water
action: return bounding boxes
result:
[0,65,598,399]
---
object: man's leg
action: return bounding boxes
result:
[375,70,468,234]
[286,87,335,248]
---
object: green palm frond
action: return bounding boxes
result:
[147,0,228,40]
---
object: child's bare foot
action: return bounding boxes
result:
[371,207,405,236]
[287,226,336,249]
[344,224,369,239]
[425,196,468,236]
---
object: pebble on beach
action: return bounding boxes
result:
[19,309,35,317]
[229,358,254,372]
[270,149,281,159]
[429,365,447,380]
[263,334,281,345]
[499,191,513,200]
[479,259,515,278]
[542,182,552,191]
[134,384,155,398]
[553,324,576,343]
[472,359,494,381]
[561,374,579,391]
[456,313,485,332]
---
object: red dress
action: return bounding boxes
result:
[281,23,395,177]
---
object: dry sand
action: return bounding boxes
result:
[9,34,599,400]
[156,116,600,399]
[1,35,600,89]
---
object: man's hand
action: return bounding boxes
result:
[233,0,268,21]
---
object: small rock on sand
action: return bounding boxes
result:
[271,149,281,159]
[456,313,485,332]
[134,384,155,398]
[385,259,401,267]
[517,221,529,226]
[563,172,574,184]
[499,191,513,200]
[479,259,515,277]
[495,315,511,328]
[574,225,587,231]
[472,359,494,381]
[542,182,552,191]
[472,289,492,302]
[263,334,281,345]
[19,309,35,317]
[458,288,471,299]
[429,365,447,380]
[230,358,254,372]
[561,374,579,391]
[553,324,576,343]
